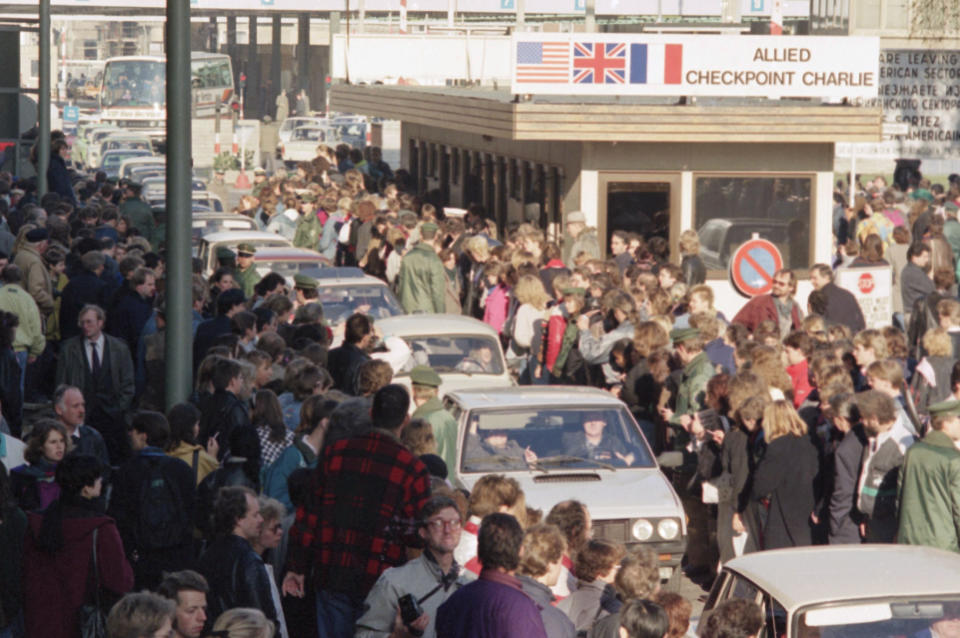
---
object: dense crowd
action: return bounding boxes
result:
[1,132,959,638]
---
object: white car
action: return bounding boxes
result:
[277,116,328,146]
[443,386,687,582]
[701,545,960,637]
[84,126,123,170]
[373,314,514,399]
[280,126,328,165]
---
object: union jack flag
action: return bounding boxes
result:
[573,42,626,84]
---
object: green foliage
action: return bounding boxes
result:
[212,150,256,172]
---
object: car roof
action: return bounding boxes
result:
[201,230,291,243]
[252,247,328,260]
[723,546,960,611]
[376,313,497,338]
[446,385,624,410]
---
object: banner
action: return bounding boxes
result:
[511,33,879,100]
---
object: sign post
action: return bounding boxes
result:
[729,236,784,297]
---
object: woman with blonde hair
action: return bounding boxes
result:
[678,229,706,286]
[751,400,820,550]
[510,275,552,380]
[211,607,276,638]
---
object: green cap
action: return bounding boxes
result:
[913,188,934,202]
[410,365,443,387]
[670,327,701,343]
[927,399,960,418]
[560,287,586,297]
[293,273,318,290]
[945,201,959,214]
[299,191,317,203]
[421,221,439,234]
[216,246,236,260]
[236,243,257,256]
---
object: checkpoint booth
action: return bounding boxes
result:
[330,34,883,317]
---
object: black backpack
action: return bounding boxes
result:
[136,457,187,551]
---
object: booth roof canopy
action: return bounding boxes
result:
[330,84,882,144]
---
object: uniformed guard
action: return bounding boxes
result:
[410,365,459,475]
[234,243,262,299]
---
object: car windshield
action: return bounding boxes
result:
[106,140,150,151]
[292,128,324,142]
[395,334,504,376]
[798,598,960,637]
[255,259,329,280]
[317,284,403,324]
[461,406,655,472]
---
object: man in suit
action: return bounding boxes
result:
[56,304,135,464]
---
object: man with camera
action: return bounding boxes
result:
[355,494,473,638]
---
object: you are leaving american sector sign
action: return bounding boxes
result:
[511,34,880,99]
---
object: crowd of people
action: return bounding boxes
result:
[1,131,959,638]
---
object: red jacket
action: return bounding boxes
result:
[787,359,813,407]
[731,294,802,334]
[23,507,134,638]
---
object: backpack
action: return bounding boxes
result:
[136,457,187,551]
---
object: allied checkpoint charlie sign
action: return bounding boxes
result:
[511,34,880,99]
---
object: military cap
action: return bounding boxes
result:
[293,273,318,290]
[25,227,49,242]
[945,201,959,214]
[670,327,701,343]
[410,365,443,387]
[299,191,317,203]
[253,167,266,175]
[560,287,587,297]
[216,246,236,260]
[927,399,960,418]
[236,243,257,256]
[912,188,934,202]
[566,211,587,224]
[421,221,439,234]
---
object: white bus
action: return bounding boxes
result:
[98,52,234,136]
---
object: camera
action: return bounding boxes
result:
[398,593,424,637]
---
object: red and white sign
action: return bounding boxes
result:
[836,267,891,329]
[729,238,783,297]
[857,272,875,294]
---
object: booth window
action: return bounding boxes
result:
[693,175,813,273]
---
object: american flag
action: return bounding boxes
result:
[516,41,570,83]
[573,42,626,84]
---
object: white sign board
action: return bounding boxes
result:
[511,34,879,99]
[835,267,892,330]
[872,49,960,159]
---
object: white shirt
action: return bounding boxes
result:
[86,334,105,372]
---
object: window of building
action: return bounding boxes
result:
[693,175,813,273]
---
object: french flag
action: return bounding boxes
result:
[630,43,683,84]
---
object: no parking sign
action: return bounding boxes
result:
[729,238,783,297]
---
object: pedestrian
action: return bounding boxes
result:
[109,410,196,590]
[435,513,548,638]
[356,494,474,638]
[326,313,374,395]
[198,486,287,637]
[410,365,458,473]
[731,269,803,337]
[156,570,210,638]
[210,607,276,638]
[9,419,68,511]
[165,401,218,486]
[678,229,706,287]
[616,600,669,638]
[262,395,334,512]
[397,221,447,314]
[901,241,934,330]
[23,454,134,638]
[197,356,255,461]
[587,549,662,638]
[282,385,431,637]
[824,393,868,545]
[808,264,866,334]
[515,524,576,638]
[897,399,960,552]
[557,539,625,633]
[700,599,762,638]
[106,592,176,638]
[235,243,262,300]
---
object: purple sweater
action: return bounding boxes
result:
[435,569,548,638]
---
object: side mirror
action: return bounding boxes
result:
[657,451,684,469]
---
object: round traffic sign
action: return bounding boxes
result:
[858,272,875,294]
[729,238,784,297]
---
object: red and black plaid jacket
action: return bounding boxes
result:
[286,428,431,603]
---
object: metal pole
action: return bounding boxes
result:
[585,0,596,32]
[516,0,524,29]
[165,0,193,408]
[38,0,51,196]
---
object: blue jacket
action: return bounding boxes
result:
[262,437,317,511]
[436,569,547,638]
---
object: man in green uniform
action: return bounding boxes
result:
[410,365,458,474]
[396,222,446,314]
[897,398,960,552]
[292,273,319,309]
[119,182,156,249]
[292,191,323,250]
[661,327,715,432]
[234,243,262,299]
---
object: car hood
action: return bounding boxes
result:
[459,467,683,521]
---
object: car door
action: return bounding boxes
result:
[699,570,764,636]
[758,592,789,638]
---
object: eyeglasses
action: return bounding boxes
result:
[772,280,790,287]
[425,518,462,531]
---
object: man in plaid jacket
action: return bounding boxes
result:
[282,384,432,637]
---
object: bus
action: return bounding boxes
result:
[98,52,234,136]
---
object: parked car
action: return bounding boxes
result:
[197,230,292,276]
[73,124,118,170]
[372,314,513,398]
[100,149,153,179]
[280,126,327,166]
[443,386,686,582]
[697,218,793,271]
[277,116,328,146]
[251,246,331,280]
[81,125,122,170]
[119,156,165,181]
[299,266,404,346]
[700,545,960,637]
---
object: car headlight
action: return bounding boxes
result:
[658,518,680,540]
[632,519,654,541]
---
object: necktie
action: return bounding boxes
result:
[91,341,101,377]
